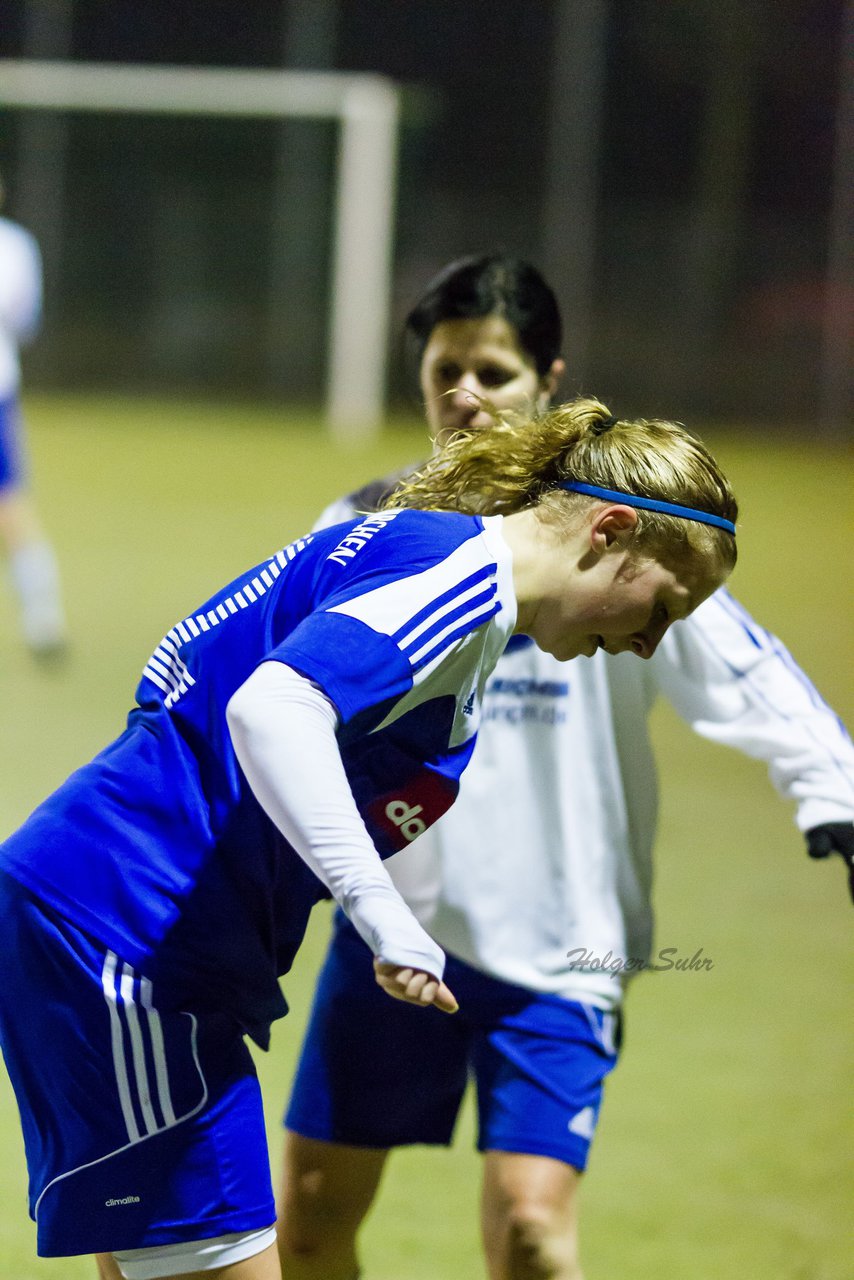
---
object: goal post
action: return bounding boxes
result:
[0,59,401,441]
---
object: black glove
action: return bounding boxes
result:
[806,822,854,904]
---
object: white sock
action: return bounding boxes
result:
[9,539,67,652]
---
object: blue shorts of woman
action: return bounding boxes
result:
[286,910,622,1172]
[0,394,28,492]
[0,870,275,1258]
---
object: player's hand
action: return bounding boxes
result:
[373,960,459,1013]
[806,822,854,904]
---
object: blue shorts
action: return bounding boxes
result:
[0,394,28,492]
[285,912,622,1171]
[0,871,276,1258]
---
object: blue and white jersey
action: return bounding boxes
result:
[0,510,515,1043]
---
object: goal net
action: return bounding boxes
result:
[0,59,400,439]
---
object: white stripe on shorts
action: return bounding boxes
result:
[140,976,177,1126]
[120,962,159,1135]
[34,963,208,1225]
[101,952,183,1143]
[102,952,140,1142]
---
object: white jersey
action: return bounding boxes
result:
[0,216,42,398]
[317,492,854,1010]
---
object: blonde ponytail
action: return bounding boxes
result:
[385,397,738,573]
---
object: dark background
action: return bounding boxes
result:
[0,0,850,429]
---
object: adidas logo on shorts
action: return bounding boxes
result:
[567,1107,596,1140]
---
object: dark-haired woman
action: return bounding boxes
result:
[277,256,854,1280]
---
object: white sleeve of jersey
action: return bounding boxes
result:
[651,589,854,831]
[312,496,358,532]
[226,660,446,977]
[0,222,43,342]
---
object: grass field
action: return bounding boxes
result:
[0,394,851,1279]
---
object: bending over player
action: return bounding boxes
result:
[0,395,739,1280]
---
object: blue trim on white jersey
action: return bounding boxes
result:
[410,600,501,673]
[405,583,500,672]
[715,588,765,650]
[393,564,496,649]
[715,590,846,723]
[688,591,854,801]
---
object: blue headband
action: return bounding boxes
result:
[560,481,736,534]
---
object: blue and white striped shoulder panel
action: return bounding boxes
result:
[141,537,313,708]
[328,537,502,679]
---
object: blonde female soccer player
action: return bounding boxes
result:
[277,256,854,1280]
[0,396,737,1280]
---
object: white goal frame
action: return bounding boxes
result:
[0,59,400,440]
